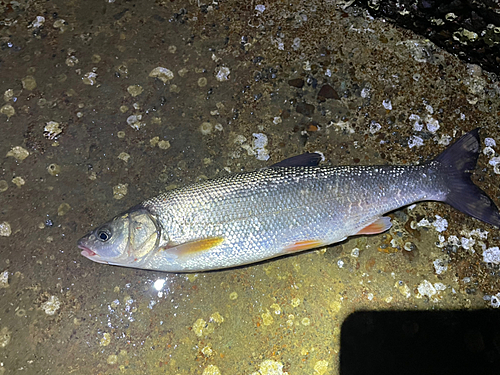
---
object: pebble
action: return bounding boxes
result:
[113,184,128,200]
[149,67,174,83]
[82,72,97,85]
[12,177,25,188]
[22,75,37,90]
[0,104,15,119]
[317,84,339,101]
[41,295,61,315]
[127,85,143,97]
[6,146,29,161]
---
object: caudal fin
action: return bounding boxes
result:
[434,128,500,228]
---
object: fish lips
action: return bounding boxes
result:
[80,247,97,258]
[78,243,110,265]
[77,239,97,258]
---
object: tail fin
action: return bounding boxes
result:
[434,128,500,228]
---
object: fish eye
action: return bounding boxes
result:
[97,227,112,242]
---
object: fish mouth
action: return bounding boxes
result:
[78,243,97,258]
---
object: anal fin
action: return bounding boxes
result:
[356,217,392,235]
[282,240,324,253]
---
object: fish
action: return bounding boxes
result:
[77,128,500,272]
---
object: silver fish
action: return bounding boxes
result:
[78,129,500,272]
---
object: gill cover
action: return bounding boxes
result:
[127,208,161,259]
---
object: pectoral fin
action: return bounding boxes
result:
[356,217,392,235]
[162,237,225,256]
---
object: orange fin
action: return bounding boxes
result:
[163,237,224,256]
[356,217,392,235]
[282,240,324,254]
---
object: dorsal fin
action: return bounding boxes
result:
[270,152,322,168]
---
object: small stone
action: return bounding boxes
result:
[0,271,8,288]
[31,15,45,27]
[215,67,230,81]
[151,117,162,125]
[44,121,62,140]
[229,292,238,300]
[0,327,11,348]
[262,310,274,326]
[193,318,212,337]
[149,67,174,83]
[296,102,315,117]
[202,365,221,375]
[22,75,37,90]
[396,281,411,298]
[6,146,29,161]
[65,56,78,67]
[210,312,224,324]
[483,247,500,264]
[201,345,213,357]
[158,140,170,150]
[57,203,71,216]
[314,360,329,375]
[82,72,97,85]
[150,136,159,146]
[12,176,25,188]
[113,184,128,200]
[0,180,8,192]
[288,78,304,88]
[127,85,143,97]
[417,280,436,298]
[0,104,15,119]
[118,152,130,162]
[317,84,339,101]
[100,332,111,346]
[252,133,270,161]
[41,295,61,315]
[4,89,14,101]
[107,354,118,365]
[257,360,286,375]
[47,164,61,176]
[198,77,208,87]
[127,114,145,130]
[200,122,213,135]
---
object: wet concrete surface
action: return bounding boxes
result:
[1,0,500,374]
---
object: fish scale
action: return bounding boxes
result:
[130,165,437,271]
[78,129,500,272]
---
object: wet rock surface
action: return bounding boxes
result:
[356,0,500,75]
[0,0,499,374]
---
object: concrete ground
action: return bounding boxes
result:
[1,0,499,374]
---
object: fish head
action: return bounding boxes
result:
[78,208,160,266]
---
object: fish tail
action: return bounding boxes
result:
[433,128,500,228]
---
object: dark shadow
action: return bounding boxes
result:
[340,309,500,375]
